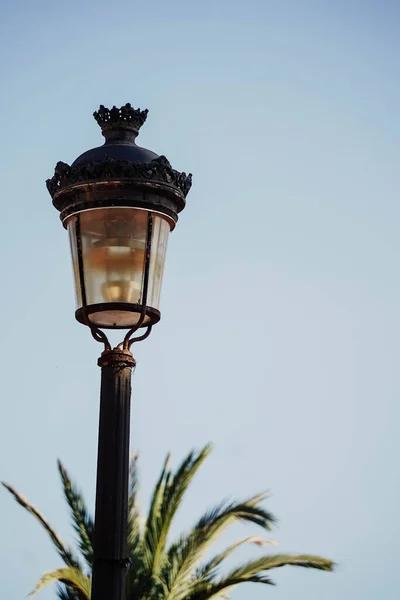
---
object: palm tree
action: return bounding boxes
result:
[2,445,334,599]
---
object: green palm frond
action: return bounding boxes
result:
[1,482,81,569]
[140,452,170,581]
[193,536,272,583]
[228,553,335,578]
[142,445,212,577]
[126,453,147,600]
[143,453,170,550]
[185,574,274,600]
[186,554,334,599]
[128,452,139,501]
[56,583,87,600]
[162,494,276,600]
[57,460,94,568]
[196,493,276,531]
[127,452,141,552]
[27,568,91,599]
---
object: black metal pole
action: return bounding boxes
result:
[91,348,136,600]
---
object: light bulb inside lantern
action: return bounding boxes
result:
[85,239,145,305]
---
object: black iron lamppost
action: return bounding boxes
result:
[46,103,192,600]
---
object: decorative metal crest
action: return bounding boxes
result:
[93,103,148,133]
[46,155,192,198]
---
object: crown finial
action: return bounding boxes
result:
[93,103,149,142]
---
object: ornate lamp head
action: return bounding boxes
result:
[46,103,192,347]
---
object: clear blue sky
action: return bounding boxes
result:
[0,1,399,598]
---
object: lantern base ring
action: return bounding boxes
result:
[75,303,161,330]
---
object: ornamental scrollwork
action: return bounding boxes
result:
[46,155,192,198]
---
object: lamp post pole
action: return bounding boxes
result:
[46,102,192,600]
[91,349,136,600]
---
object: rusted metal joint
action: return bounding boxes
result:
[97,348,136,369]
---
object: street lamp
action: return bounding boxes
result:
[46,103,192,600]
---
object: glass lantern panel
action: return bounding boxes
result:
[147,215,170,310]
[67,215,82,308]
[66,208,170,328]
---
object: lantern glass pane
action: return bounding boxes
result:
[147,215,170,310]
[66,208,170,328]
[68,215,82,308]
